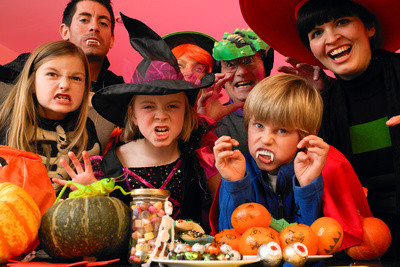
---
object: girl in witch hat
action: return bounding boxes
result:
[54,14,220,232]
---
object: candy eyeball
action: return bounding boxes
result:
[282,242,308,267]
[219,244,233,254]
[174,243,188,254]
[257,241,282,267]
[192,243,206,254]
[228,250,242,261]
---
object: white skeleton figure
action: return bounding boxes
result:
[143,200,175,266]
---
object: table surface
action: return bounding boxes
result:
[27,256,398,267]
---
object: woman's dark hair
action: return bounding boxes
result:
[259,47,275,77]
[296,0,380,50]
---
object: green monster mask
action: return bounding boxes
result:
[212,28,270,61]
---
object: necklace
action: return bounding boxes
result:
[122,159,182,208]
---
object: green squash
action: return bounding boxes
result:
[39,196,130,260]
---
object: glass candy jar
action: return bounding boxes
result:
[129,188,170,264]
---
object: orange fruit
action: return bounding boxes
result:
[231,203,271,234]
[279,224,319,255]
[311,217,344,255]
[212,228,242,251]
[238,226,279,255]
[345,217,391,260]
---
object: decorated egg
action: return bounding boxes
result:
[257,241,282,267]
[282,242,308,267]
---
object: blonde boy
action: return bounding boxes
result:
[214,73,328,231]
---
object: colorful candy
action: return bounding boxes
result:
[167,243,242,261]
[129,200,168,263]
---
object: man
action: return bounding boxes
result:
[4,0,124,151]
[198,28,325,155]
[210,29,274,155]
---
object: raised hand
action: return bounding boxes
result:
[213,136,246,181]
[294,135,329,187]
[197,73,243,121]
[277,57,329,91]
[52,151,97,189]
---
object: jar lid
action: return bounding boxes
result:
[130,188,170,197]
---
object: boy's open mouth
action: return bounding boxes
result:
[256,149,274,161]
[329,45,351,61]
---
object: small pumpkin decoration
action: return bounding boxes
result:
[310,216,344,255]
[39,196,130,260]
[0,182,41,263]
[345,216,391,260]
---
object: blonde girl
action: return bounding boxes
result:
[0,40,100,192]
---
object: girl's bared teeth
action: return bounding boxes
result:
[155,127,168,132]
[55,95,70,101]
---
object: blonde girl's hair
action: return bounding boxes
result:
[244,73,323,139]
[123,92,198,143]
[0,40,91,158]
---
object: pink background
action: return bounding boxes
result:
[0,0,296,82]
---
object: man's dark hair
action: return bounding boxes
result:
[296,0,380,50]
[62,0,115,34]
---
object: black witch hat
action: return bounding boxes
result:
[92,13,214,127]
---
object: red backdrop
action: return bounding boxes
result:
[0,0,296,82]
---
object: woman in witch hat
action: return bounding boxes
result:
[240,0,400,259]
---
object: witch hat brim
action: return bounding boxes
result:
[163,31,217,56]
[239,0,400,68]
[92,73,214,127]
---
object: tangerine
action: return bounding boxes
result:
[279,223,319,255]
[310,217,344,255]
[238,226,279,255]
[212,228,242,251]
[231,202,271,234]
[345,217,391,260]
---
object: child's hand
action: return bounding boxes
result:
[52,151,97,190]
[294,135,329,187]
[213,136,246,181]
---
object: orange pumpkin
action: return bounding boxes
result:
[0,182,41,263]
[279,223,319,255]
[345,217,391,260]
[311,217,344,255]
[239,227,279,255]
[231,202,271,234]
[212,228,242,251]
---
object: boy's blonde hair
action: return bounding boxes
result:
[123,93,198,143]
[0,40,91,158]
[244,73,323,139]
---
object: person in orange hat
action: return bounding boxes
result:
[240,0,400,260]
[163,31,216,85]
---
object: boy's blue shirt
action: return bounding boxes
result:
[218,153,324,231]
